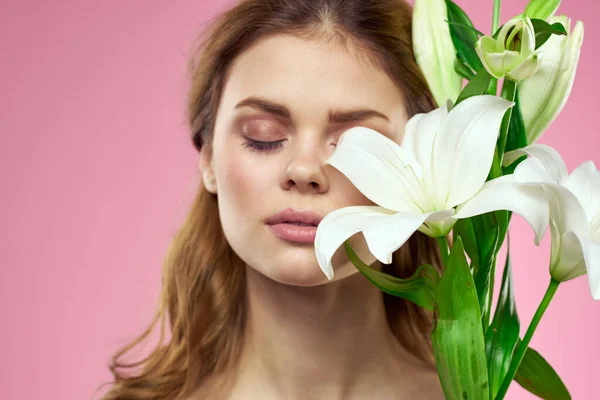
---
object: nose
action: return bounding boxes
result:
[281,141,330,193]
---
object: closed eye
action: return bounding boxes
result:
[242,138,285,153]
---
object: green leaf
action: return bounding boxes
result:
[453,218,480,267]
[495,210,509,255]
[531,18,568,49]
[525,0,561,21]
[485,244,520,399]
[501,86,528,173]
[453,213,500,325]
[497,79,517,157]
[455,68,493,105]
[344,241,439,311]
[454,57,475,80]
[471,213,499,306]
[489,146,502,180]
[515,344,572,400]
[432,238,489,400]
[445,0,484,72]
[445,19,485,37]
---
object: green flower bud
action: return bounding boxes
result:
[475,15,541,81]
[519,16,584,144]
[412,0,462,106]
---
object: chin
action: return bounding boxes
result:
[263,256,332,287]
[241,230,373,287]
[255,255,363,287]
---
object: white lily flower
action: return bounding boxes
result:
[413,0,462,106]
[519,16,584,144]
[475,15,542,81]
[506,144,600,300]
[315,95,549,280]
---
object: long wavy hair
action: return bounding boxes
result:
[97,0,442,398]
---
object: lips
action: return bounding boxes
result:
[278,221,318,227]
[266,208,323,226]
[266,208,324,244]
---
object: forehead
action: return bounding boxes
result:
[218,33,406,129]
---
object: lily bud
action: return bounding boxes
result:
[412,0,462,106]
[519,16,584,144]
[524,0,560,20]
[475,15,541,81]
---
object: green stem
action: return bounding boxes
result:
[495,278,561,399]
[497,79,517,158]
[488,0,502,97]
[489,148,503,179]
[482,252,498,330]
[492,0,502,34]
[436,236,450,267]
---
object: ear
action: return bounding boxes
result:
[198,146,218,194]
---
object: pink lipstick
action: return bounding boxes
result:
[266,208,323,244]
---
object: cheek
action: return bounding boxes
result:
[221,157,256,199]
[215,147,279,216]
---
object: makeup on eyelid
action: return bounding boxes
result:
[235,114,393,154]
[237,118,287,152]
[243,139,286,152]
[240,118,286,137]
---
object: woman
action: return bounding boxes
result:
[99,0,445,398]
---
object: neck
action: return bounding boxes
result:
[226,266,429,400]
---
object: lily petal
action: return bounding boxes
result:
[454,174,549,244]
[501,50,524,72]
[520,17,584,144]
[550,185,590,236]
[476,37,505,79]
[478,35,497,53]
[315,206,428,280]
[419,209,457,238]
[507,52,541,81]
[412,0,462,106]
[525,0,560,20]
[403,101,449,170]
[402,101,450,199]
[326,127,424,213]
[564,161,600,233]
[362,211,432,265]
[513,157,557,185]
[579,236,600,300]
[520,17,537,54]
[551,231,587,282]
[432,95,513,209]
[507,144,569,184]
[546,185,590,269]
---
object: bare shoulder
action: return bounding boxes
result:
[410,368,445,400]
[184,375,230,400]
[398,358,445,400]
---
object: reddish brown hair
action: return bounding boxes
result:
[98,0,441,398]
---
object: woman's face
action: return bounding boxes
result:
[201,34,407,286]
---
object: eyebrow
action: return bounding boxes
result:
[234,96,390,123]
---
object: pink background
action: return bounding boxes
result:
[1,0,598,399]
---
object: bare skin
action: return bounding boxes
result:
[190,267,443,399]
[194,33,445,399]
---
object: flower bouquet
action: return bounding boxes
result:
[314,0,594,398]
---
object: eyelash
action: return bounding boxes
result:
[243,138,286,153]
